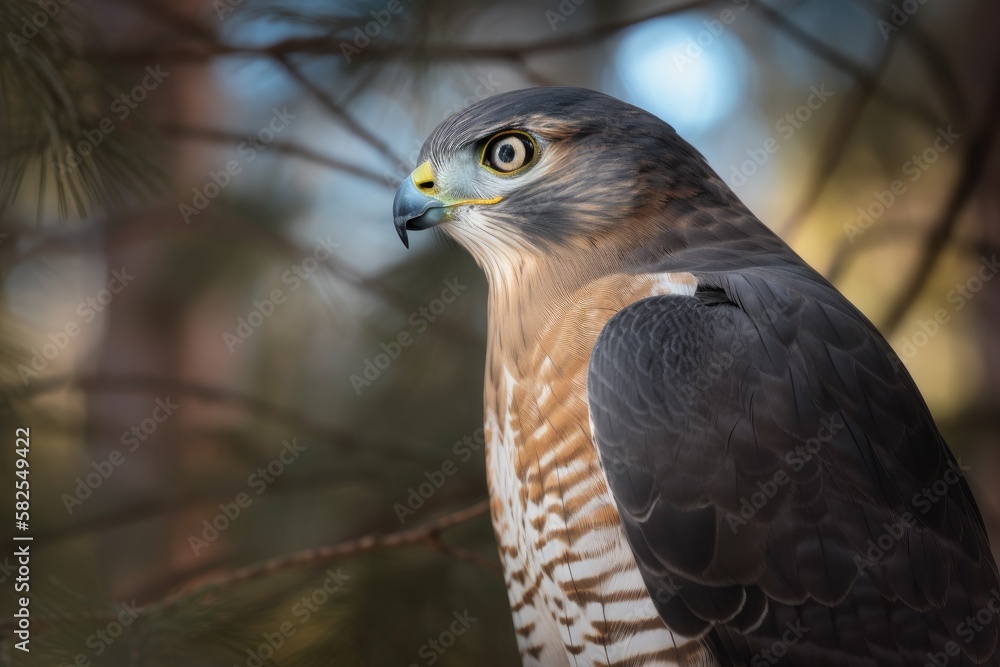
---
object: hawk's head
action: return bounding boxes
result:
[393,87,749,279]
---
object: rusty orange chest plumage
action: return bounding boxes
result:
[482,271,712,667]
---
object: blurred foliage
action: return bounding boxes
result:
[0,0,165,219]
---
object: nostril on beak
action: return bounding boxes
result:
[417,180,434,191]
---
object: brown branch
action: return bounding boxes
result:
[85,1,952,139]
[12,374,436,466]
[426,532,503,574]
[122,0,217,42]
[158,123,391,188]
[825,223,999,285]
[506,55,559,88]
[86,1,710,64]
[275,53,405,167]
[880,60,1000,335]
[827,221,922,284]
[415,1,711,58]
[6,213,483,347]
[152,499,493,610]
[780,33,896,238]
[901,26,969,123]
[32,467,364,548]
[125,555,233,612]
[857,0,969,124]
[752,2,946,130]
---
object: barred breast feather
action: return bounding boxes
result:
[484,272,714,667]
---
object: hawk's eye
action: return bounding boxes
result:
[482,132,536,175]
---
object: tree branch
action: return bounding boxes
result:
[780,32,895,238]
[13,374,436,466]
[153,499,493,610]
[752,2,946,130]
[85,2,710,64]
[158,123,391,187]
[880,60,1000,334]
[33,467,366,548]
[275,53,406,167]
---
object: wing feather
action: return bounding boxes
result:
[587,268,1000,666]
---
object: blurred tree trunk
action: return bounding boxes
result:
[82,0,217,597]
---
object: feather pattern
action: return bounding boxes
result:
[400,86,1000,666]
[588,265,1000,666]
[485,272,714,666]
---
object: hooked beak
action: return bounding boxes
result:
[392,160,502,249]
[392,161,447,249]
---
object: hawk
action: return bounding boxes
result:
[391,87,1000,666]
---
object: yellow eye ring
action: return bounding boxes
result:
[480,131,538,176]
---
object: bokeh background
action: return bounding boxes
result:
[2,0,999,665]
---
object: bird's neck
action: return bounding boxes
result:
[483,257,564,368]
[477,197,796,373]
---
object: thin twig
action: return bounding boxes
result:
[6,214,483,347]
[275,53,406,167]
[426,533,503,574]
[880,61,1000,334]
[33,467,367,548]
[825,223,999,284]
[86,0,948,140]
[124,0,217,42]
[780,32,896,239]
[856,0,969,124]
[13,374,436,466]
[153,499,493,610]
[505,54,559,88]
[158,123,391,188]
[752,2,946,130]
[85,1,711,64]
